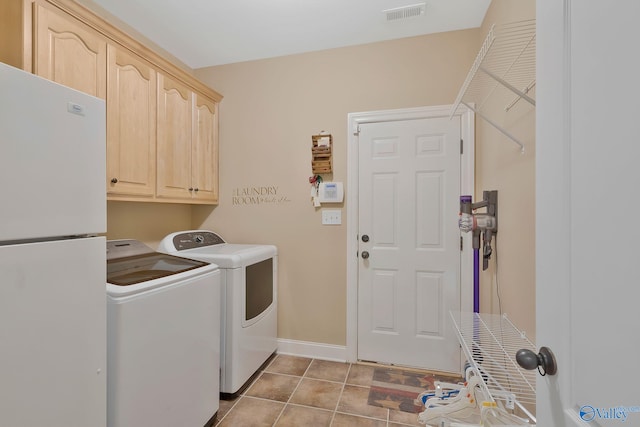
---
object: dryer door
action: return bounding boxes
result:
[244,258,274,326]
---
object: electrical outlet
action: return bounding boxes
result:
[322,209,342,225]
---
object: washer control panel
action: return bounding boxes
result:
[172,231,225,250]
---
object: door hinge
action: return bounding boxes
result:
[353,123,360,135]
[460,139,464,154]
[460,236,464,251]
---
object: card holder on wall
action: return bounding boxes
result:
[311,134,332,174]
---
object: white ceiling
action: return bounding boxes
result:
[81,0,491,69]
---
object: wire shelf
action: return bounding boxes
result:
[450,19,536,151]
[450,311,537,423]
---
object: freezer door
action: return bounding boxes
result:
[0,237,106,427]
[0,62,105,241]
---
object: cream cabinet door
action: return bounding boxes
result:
[156,73,193,200]
[106,45,156,198]
[34,2,106,99]
[192,94,218,203]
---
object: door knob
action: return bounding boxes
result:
[516,346,557,376]
[361,251,370,259]
[111,178,118,184]
[362,235,369,242]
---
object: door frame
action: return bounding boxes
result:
[346,105,475,365]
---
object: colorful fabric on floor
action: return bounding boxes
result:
[367,367,463,413]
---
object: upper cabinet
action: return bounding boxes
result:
[106,45,156,198]
[0,0,223,205]
[34,3,106,99]
[157,73,193,200]
[157,75,219,204]
[192,94,219,203]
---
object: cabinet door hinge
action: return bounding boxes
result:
[460,139,464,155]
[460,236,464,251]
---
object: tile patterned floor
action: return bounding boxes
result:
[214,355,429,427]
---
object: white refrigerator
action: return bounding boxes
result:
[0,62,106,427]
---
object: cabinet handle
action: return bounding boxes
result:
[111,178,118,184]
[189,187,194,191]
[194,188,199,192]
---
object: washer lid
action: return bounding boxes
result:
[107,252,210,286]
[107,239,210,286]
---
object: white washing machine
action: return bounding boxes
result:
[159,230,277,398]
[106,240,221,427]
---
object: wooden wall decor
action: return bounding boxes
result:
[311,134,332,174]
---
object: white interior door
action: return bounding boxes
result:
[537,1,639,425]
[356,114,462,372]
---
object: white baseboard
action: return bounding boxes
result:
[277,338,347,362]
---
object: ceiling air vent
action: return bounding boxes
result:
[383,3,426,21]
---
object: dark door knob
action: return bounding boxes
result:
[516,347,557,376]
[111,178,118,184]
[361,251,370,259]
[362,235,369,242]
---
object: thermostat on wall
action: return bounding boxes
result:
[318,182,344,203]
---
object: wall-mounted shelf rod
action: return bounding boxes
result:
[462,101,525,152]
[479,66,536,107]
[505,80,536,112]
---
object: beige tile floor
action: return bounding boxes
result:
[214,355,428,427]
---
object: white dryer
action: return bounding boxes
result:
[106,240,220,427]
[159,230,277,398]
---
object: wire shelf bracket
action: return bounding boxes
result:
[450,19,536,152]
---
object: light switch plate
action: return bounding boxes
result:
[322,209,342,225]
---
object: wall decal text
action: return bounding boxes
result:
[232,186,292,205]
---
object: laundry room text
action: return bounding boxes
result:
[232,186,291,205]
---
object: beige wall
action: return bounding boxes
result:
[193,30,480,345]
[107,201,192,248]
[106,0,538,350]
[476,0,536,339]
